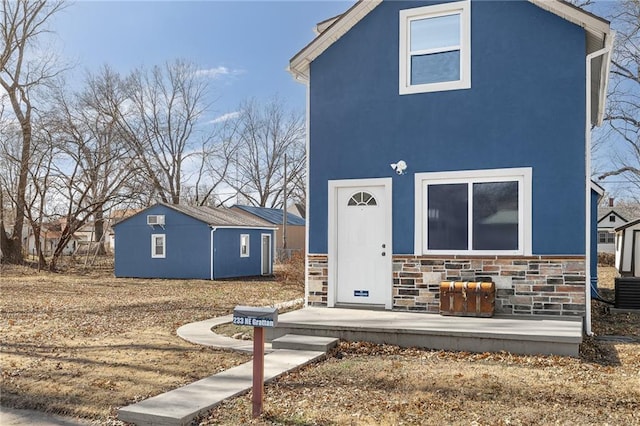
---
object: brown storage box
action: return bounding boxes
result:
[439,281,495,317]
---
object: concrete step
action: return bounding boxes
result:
[118,349,326,426]
[271,334,339,352]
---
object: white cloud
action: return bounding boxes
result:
[209,111,240,124]
[195,66,244,79]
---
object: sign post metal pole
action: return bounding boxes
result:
[232,306,278,419]
[252,326,265,418]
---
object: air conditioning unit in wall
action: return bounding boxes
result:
[147,215,165,226]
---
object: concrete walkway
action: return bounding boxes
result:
[0,407,91,426]
[118,298,331,426]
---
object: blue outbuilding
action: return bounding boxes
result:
[113,203,276,280]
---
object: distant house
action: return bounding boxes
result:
[231,205,306,255]
[289,0,612,324]
[113,203,276,280]
[597,198,636,254]
[615,219,640,277]
[23,220,79,257]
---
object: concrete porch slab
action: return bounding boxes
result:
[265,307,583,357]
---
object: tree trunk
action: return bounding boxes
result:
[0,224,23,264]
[93,209,106,255]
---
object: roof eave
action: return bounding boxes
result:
[288,0,382,83]
[288,0,612,109]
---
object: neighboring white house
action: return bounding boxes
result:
[615,218,640,277]
[597,198,640,254]
[598,209,629,253]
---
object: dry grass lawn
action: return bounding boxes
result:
[202,266,640,425]
[2,262,639,425]
[0,258,303,423]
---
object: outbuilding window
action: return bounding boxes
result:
[399,0,470,95]
[240,234,250,257]
[151,234,166,258]
[415,168,532,255]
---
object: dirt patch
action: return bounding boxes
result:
[0,261,303,422]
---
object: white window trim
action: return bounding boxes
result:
[151,234,166,259]
[399,0,471,95]
[414,168,532,256]
[240,234,250,258]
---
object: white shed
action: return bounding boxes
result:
[615,218,640,277]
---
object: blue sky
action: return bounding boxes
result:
[44,1,635,199]
[50,0,353,121]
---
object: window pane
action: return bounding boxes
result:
[155,237,164,256]
[410,14,460,51]
[427,183,468,250]
[411,51,460,85]
[472,182,519,250]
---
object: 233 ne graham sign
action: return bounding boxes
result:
[232,306,278,328]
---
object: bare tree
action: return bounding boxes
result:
[118,59,212,205]
[0,0,66,263]
[596,0,640,196]
[42,69,139,270]
[227,97,305,208]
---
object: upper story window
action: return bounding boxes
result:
[399,0,471,95]
[609,215,615,222]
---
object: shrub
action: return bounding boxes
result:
[597,252,615,267]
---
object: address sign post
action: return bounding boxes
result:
[232,306,278,418]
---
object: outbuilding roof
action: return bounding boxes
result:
[114,203,276,229]
[616,218,640,232]
[232,205,306,226]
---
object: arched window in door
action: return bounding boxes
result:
[347,191,377,206]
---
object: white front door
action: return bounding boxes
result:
[330,179,392,308]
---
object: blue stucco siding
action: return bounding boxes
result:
[212,228,274,279]
[308,0,587,255]
[114,205,211,279]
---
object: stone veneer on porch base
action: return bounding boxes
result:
[307,254,586,317]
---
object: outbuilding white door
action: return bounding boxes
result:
[261,234,272,276]
[332,180,391,307]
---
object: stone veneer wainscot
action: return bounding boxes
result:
[306,255,586,317]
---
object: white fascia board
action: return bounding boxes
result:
[315,15,342,35]
[289,0,382,82]
[528,0,610,38]
[590,180,605,197]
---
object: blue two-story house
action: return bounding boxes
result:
[289,0,612,331]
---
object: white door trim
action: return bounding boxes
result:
[261,233,272,275]
[328,178,393,309]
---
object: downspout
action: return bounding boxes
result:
[584,34,613,336]
[210,227,217,280]
[304,76,311,307]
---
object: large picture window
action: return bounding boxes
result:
[415,168,532,255]
[399,0,470,95]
